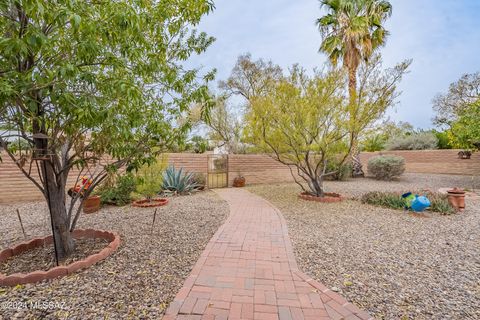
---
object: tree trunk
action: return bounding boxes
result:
[348,67,364,177]
[350,139,364,178]
[309,177,324,197]
[43,160,75,259]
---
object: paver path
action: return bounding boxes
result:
[163,188,371,320]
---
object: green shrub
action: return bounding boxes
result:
[191,172,207,187]
[136,159,168,200]
[367,155,405,180]
[98,173,136,206]
[325,161,352,181]
[386,132,438,150]
[361,191,455,215]
[434,130,453,149]
[162,165,199,195]
[362,134,386,152]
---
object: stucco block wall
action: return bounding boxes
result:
[360,150,480,176]
[1,150,478,203]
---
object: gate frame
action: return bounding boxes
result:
[207,154,229,189]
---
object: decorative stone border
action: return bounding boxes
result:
[132,198,169,208]
[0,229,120,287]
[299,192,344,203]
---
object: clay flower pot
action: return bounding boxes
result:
[83,195,101,214]
[233,176,246,187]
[457,150,472,159]
[447,188,466,212]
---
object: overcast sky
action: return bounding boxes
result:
[189,0,480,129]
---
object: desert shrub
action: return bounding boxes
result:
[98,173,136,206]
[362,134,386,152]
[367,155,405,180]
[136,158,168,200]
[386,132,439,150]
[325,161,352,181]
[434,130,453,149]
[162,165,199,195]
[361,191,455,214]
[191,172,207,187]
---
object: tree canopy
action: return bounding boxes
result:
[219,53,282,104]
[449,102,480,150]
[246,66,349,196]
[433,72,480,150]
[317,0,394,176]
[0,0,215,257]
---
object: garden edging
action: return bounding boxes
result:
[0,229,120,287]
[299,192,345,203]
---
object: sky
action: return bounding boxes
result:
[189,0,480,129]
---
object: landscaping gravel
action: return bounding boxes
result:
[0,238,108,275]
[0,191,229,320]
[248,173,480,320]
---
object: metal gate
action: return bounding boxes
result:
[207,155,228,189]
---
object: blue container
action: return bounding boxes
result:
[411,195,431,212]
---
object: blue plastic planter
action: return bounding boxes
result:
[411,195,431,212]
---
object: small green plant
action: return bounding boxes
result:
[362,134,386,152]
[162,165,199,195]
[367,155,405,180]
[325,161,352,181]
[136,158,168,201]
[98,173,136,206]
[361,191,455,215]
[427,193,456,215]
[361,191,405,210]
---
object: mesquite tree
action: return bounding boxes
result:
[246,58,408,196]
[0,0,215,258]
[246,67,350,197]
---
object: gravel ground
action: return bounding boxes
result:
[247,173,480,320]
[0,191,229,320]
[0,238,108,275]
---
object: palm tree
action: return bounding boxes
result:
[317,0,392,177]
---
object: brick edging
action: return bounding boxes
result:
[132,198,169,208]
[0,229,120,287]
[299,192,344,203]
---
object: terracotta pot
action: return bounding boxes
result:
[233,176,246,187]
[447,188,466,211]
[83,195,101,214]
[457,151,472,159]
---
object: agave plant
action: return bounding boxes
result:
[162,165,200,195]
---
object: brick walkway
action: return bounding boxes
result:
[163,188,371,320]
